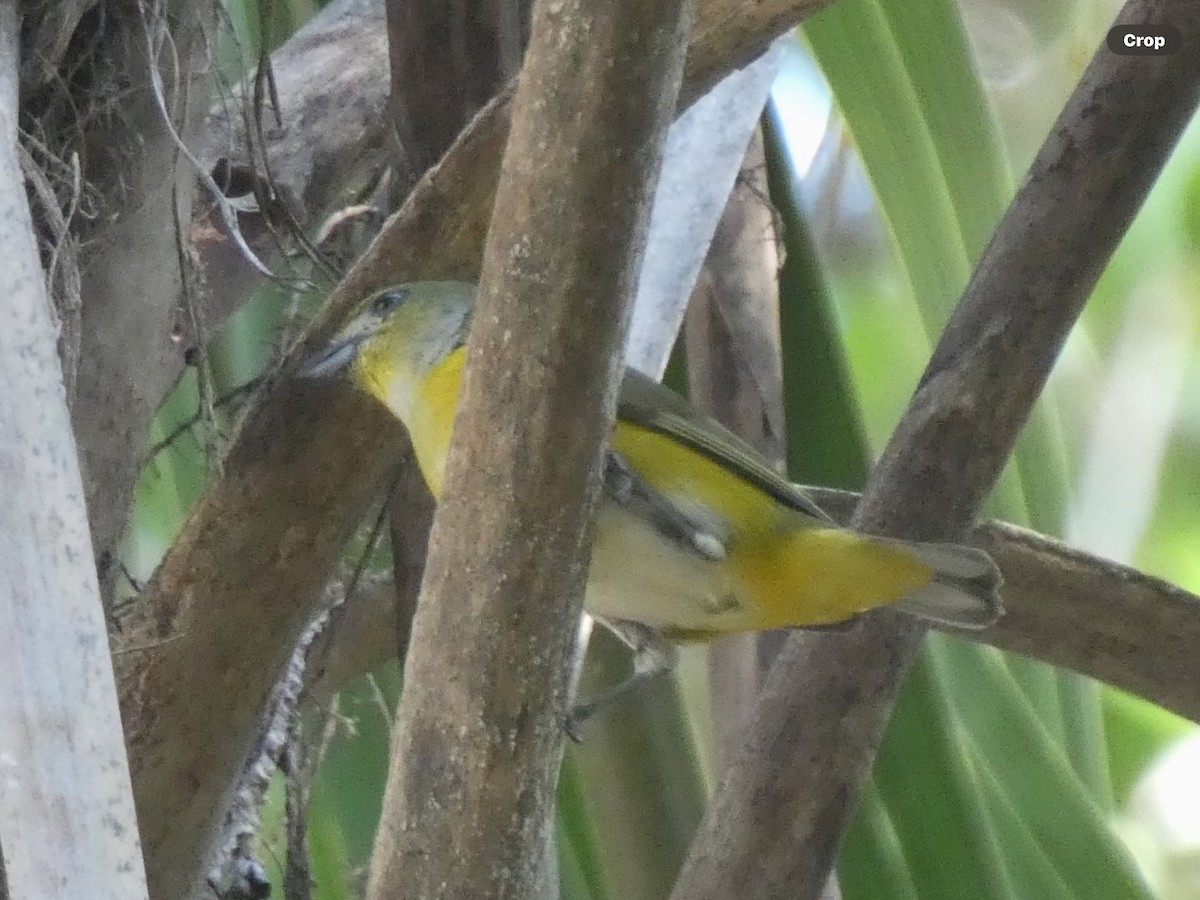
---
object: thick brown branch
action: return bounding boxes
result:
[380,0,523,708]
[968,523,1200,720]
[385,0,526,190]
[117,0,830,896]
[671,4,1200,899]
[364,0,692,893]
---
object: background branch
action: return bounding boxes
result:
[67,1,215,602]
[385,0,526,193]
[682,131,790,767]
[197,0,389,302]
[671,3,1200,899]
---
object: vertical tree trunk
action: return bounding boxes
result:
[383,0,527,660]
[386,0,527,191]
[365,0,694,893]
[0,3,146,895]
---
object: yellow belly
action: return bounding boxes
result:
[382,348,934,637]
[602,423,934,633]
[586,495,933,637]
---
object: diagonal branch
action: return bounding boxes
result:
[115,0,831,896]
[671,3,1200,899]
[967,522,1200,721]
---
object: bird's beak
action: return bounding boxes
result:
[297,336,363,379]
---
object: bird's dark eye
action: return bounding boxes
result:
[371,287,410,316]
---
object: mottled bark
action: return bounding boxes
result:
[0,2,145,894]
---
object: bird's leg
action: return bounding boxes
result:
[566,618,678,741]
[603,451,726,561]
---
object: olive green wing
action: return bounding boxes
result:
[616,368,835,525]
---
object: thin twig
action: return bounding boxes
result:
[16,142,83,394]
[282,717,314,900]
[144,377,262,461]
[138,0,276,278]
[204,494,392,898]
[244,22,338,282]
[363,673,392,736]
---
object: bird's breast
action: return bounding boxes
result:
[400,348,469,497]
[586,502,755,635]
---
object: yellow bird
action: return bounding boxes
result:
[301,281,1002,641]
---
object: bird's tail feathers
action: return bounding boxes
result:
[880,539,1003,629]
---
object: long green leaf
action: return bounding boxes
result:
[967,737,1080,900]
[840,782,921,900]
[800,0,1124,893]
[872,651,1014,900]
[932,637,1153,899]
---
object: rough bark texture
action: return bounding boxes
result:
[364,0,692,893]
[0,3,146,895]
[382,0,524,665]
[670,3,1200,898]
[968,523,1200,721]
[113,1,831,895]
